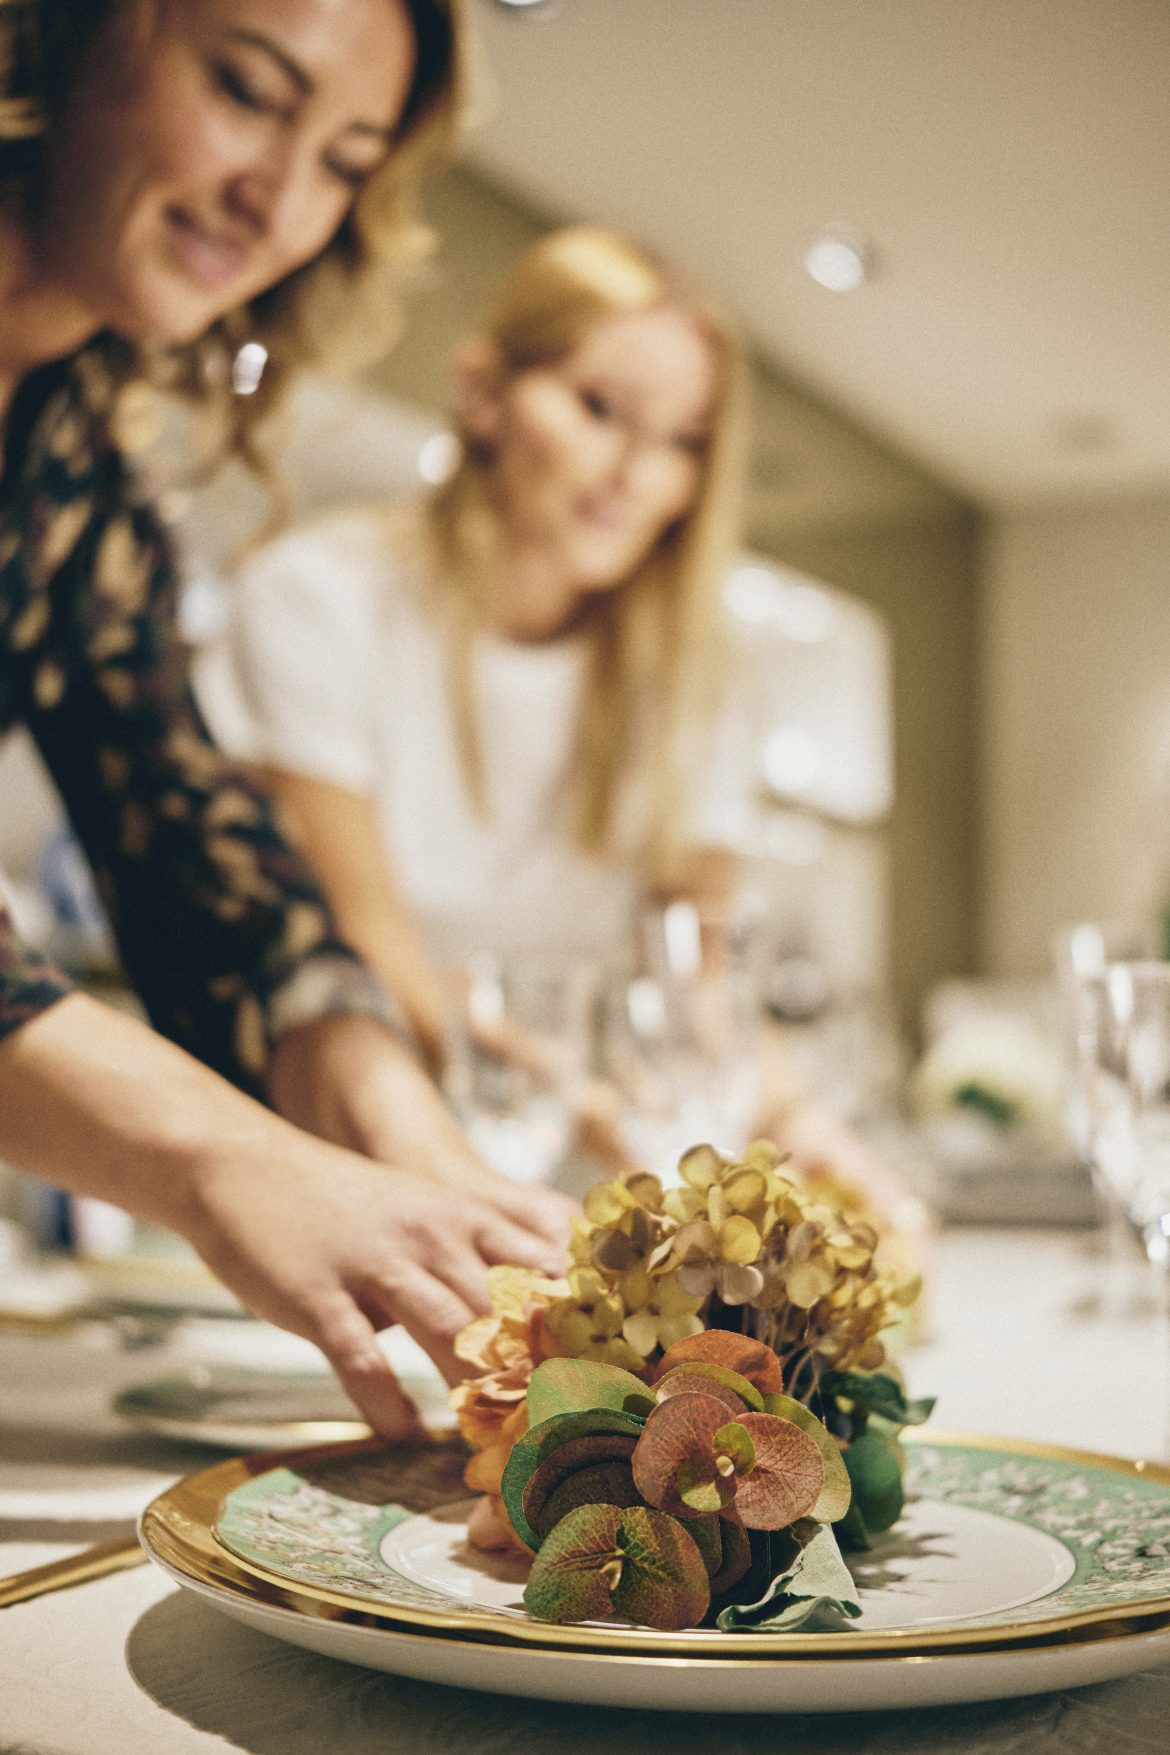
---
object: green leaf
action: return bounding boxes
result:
[761,1393,852,1523]
[821,1370,935,1427]
[523,1504,711,1630]
[521,1433,640,1542]
[522,1503,625,1624]
[834,1499,871,1551]
[714,1420,756,1474]
[716,1519,861,1631]
[502,1408,646,1549]
[843,1429,904,1533]
[656,1364,764,1412]
[526,1358,654,1427]
[676,1456,736,1514]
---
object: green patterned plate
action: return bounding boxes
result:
[201,1430,1170,1656]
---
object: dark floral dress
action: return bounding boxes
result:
[0,345,398,1096]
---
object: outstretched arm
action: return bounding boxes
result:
[260,766,451,1074]
[0,993,569,1431]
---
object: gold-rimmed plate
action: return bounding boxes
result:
[139,1431,1170,1712]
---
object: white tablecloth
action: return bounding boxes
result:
[3,1227,1170,1753]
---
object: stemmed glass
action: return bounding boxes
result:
[1074,961,1170,1400]
[599,902,760,1184]
[442,954,594,1186]
[1059,922,1161,1315]
[1077,962,1170,1260]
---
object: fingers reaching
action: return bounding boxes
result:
[310,1293,423,1439]
[477,1177,575,1264]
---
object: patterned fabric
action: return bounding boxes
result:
[0,345,401,1094]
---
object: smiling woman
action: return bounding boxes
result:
[2,0,464,452]
[0,0,578,1439]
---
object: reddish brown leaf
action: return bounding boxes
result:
[655,1367,751,1415]
[654,1330,784,1395]
[731,1413,825,1529]
[632,1391,733,1517]
[522,1433,639,1541]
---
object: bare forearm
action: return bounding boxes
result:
[0,993,294,1232]
[261,766,449,1068]
[0,994,569,1434]
[338,903,449,1072]
[266,1012,482,1180]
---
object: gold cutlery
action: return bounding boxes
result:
[0,1535,148,1609]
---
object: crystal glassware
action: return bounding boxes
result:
[442,954,594,1186]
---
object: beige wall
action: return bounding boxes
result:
[370,166,985,1033]
[981,492,1170,977]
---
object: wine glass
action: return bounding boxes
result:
[442,954,594,1186]
[599,906,761,1184]
[1074,961,1170,1389]
[1059,921,1161,1314]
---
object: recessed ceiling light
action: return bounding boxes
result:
[801,229,873,293]
[491,0,560,12]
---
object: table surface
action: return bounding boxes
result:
[4,1225,1170,1754]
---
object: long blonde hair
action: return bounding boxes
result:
[426,225,748,884]
[1,0,469,465]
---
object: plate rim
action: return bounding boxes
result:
[144,1538,1170,1686]
[140,1428,1170,1660]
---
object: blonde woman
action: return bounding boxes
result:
[203,225,754,1071]
[0,0,572,1436]
[206,224,926,1236]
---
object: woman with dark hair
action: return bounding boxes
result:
[0,0,570,1434]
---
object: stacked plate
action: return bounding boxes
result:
[140,1430,1170,1714]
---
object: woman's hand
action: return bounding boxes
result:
[184,1131,567,1436]
[0,995,572,1436]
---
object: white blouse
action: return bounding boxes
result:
[196,506,754,971]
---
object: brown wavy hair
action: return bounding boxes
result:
[1,0,468,464]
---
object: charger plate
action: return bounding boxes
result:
[139,1430,1170,1714]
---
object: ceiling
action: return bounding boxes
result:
[464,0,1170,511]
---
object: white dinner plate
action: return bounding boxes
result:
[139,1429,1170,1712]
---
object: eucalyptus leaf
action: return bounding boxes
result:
[843,1429,904,1533]
[761,1393,852,1523]
[526,1358,654,1428]
[820,1370,935,1427]
[522,1433,641,1542]
[656,1363,764,1412]
[676,1456,736,1514]
[502,1407,646,1549]
[716,1519,861,1632]
[524,1503,711,1630]
[654,1330,784,1395]
[714,1420,756,1474]
[686,1513,753,1593]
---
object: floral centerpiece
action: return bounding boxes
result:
[451,1141,931,1632]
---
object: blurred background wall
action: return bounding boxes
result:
[981,493,1170,976]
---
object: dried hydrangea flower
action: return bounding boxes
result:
[616,1265,704,1356]
[544,1266,646,1371]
